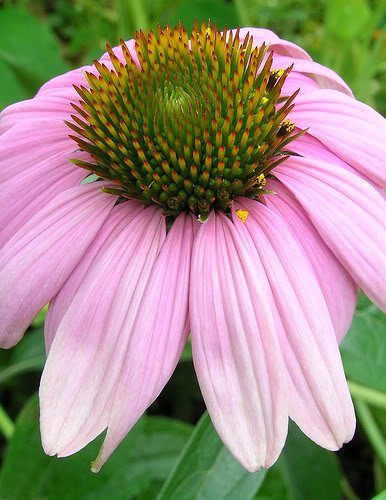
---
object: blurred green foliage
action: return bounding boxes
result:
[0,1,385,499]
[0,396,193,499]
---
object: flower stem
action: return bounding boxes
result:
[116,0,149,36]
[348,380,386,410]
[354,400,386,468]
[234,0,251,26]
[81,0,117,23]
[129,0,150,31]
[373,457,386,494]
[0,405,14,440]
[340,477,360,500]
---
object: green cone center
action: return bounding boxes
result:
[68,21,300,221]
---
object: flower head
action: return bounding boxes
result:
[67,22,301,220]
[0,22,385,472]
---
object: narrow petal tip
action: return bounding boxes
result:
[90,447,103,474]
[229,437,283,473]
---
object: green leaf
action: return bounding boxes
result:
[341,295,386,393]
[278,423,341,500]
[0,7,70,108]
[254,465,289,500]
[0,329,45,385]
[254,424,342,499]
[0,59,28,109]
[158,411,266,500]
[373,490,386,500]
[31,304,49,329]
[325,0,371,40]
[180,338,192,361]
[0,396,192,499]
[354,400,386,468]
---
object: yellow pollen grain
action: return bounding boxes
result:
[258,173,266,186]
[205,27,211,37]
[273,69,285,78]
[282,119,295,132]
[236,209,249,223]
[261,97,268,105]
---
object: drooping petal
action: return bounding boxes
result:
[289,133,386,198]
[0,91,75,132]
[233,198,356,450]
[264,179,357,342]
[37,66,93,96]
[272,55,352,96]
[238,27,311,60]
[44,200,144,351]
[0,121,76,183]
[0,153,86,249]
[289,133,353,169]
[289,89,386,186]
[0,183,116,348]
[40,205,165,457]
[275,156,386,310]
[190,212,288,471]
[92,213,195,471]
[280,72,319,97]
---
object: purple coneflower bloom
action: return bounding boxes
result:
[0,22,385,472]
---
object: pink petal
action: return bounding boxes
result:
[272,55,352,96]
[40,206,166,458]
[0,121,76,184]
[0,153,86,249]
[264,179,357,342]
[290,133,386,198]
[0,183,116,348]
[37,53,136,97]
[238,27,311,60]
[289,89,386,186]
[233,199,355,450]
[290,133,353,169]
[275,156,386,311]
[44,200,144,351]
[280,72,319,97]
[37,66,92,96]
[0,91,75,132]
[92,213,195,471]
[189,212,288,471]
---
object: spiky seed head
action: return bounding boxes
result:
[67,21,302,221]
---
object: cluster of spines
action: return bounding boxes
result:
[67,21,302,219]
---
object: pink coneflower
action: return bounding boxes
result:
[0,22,385,472]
